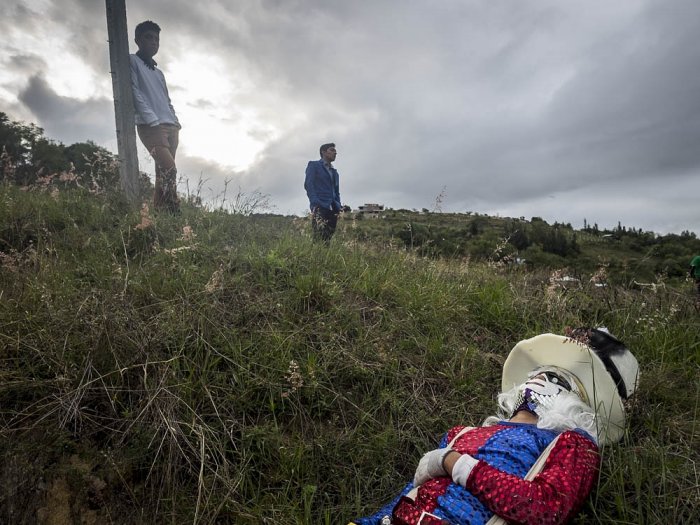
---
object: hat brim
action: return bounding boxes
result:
[502,333,626,444]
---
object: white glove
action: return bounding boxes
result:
[413,448,452,486]
[451,453,479,487]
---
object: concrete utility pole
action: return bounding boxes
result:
[106,0,140,203]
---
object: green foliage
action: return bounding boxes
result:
[0,185,697,524]
[0,112,122,193]
[344,209,700,284]
[0,111,45,185]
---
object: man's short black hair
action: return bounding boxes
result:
[320,143,335,156]
[135,20,161,40]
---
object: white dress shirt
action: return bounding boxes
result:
[129,54,180,127]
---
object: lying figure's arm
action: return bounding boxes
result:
[445,430,600,525]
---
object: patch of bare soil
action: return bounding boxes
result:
[2,443,113,525]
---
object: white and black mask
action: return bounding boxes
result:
[513,366,584,417]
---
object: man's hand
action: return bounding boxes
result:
[413,448,451,486]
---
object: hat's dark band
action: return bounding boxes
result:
[585,328,630,400]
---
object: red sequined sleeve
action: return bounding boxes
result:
[465,430,600,525]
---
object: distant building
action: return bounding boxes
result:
[357,203,384,217]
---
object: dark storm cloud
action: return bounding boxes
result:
[2,0,699,232]
[0,3,43,34]
[288,0,700,228]
[157,2,577,211]
[0,1,107,82]
[18,75,114,145]
[527,2,700,182]
[45,0,114,74]
[8,54,47,74]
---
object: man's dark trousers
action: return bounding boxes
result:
[312,207,338,243]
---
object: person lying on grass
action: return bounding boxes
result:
[351,328,639,525]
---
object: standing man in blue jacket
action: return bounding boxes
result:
[304,143,343,243]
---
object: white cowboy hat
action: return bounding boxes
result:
[502,329,639,444]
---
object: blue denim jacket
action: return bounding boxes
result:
[304,159,341,211]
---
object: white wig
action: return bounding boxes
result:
[484,385,601,444]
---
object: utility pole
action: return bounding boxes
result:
[106,0,140,203]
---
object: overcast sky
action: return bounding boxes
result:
[1,0,699,233]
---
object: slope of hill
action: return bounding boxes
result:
[342,209,700,283]
[0,181,698,524]
[1,113,699,523]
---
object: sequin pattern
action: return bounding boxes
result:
[466,429,599,524]
[353,423,599,525]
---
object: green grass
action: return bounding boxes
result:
[0,184,698,524]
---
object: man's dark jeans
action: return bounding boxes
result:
[311,206,338,244]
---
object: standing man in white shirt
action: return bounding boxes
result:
[130,20,181,213]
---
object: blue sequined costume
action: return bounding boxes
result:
[353,422,599,525]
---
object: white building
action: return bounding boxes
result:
[357,203,384,217]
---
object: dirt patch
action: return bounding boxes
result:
[36,477,72,525]
[2,441,113,525]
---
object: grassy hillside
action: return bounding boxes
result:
[342,209,700,283]
[0,183,698,524]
